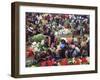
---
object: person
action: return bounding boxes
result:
[50,32,56,48]
[71,45,80,58]
[46,49,57,66]
[39,51,47,66]
[80,36,88,57]
[59,39,67,59]
[44,36,50,47]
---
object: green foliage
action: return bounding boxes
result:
[37,43,44,51]
[32,34,45,43]
[68,58,73,64]
[37,43,48,51]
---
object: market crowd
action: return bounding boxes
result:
[26,12,90,67]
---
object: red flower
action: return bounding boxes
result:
[47,59,57,66]
[74,58,81,65]
[47,60,53,66]
[26,47,34,57]
[80,57,88,64]
[40,61,47,66]
[60,58,68,65]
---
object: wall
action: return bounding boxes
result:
[0,0,99,80]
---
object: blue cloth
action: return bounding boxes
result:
[60,43,65,49]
